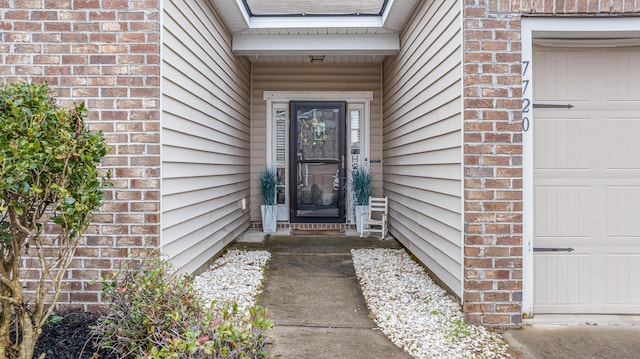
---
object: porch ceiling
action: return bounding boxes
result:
[209,0,419,63]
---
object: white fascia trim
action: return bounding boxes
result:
[380,0,395,24]
[234,33,399,55]
[263,91,373,102]
[521,16,640,318]
[522,16,640,34]
[234,0,251,22]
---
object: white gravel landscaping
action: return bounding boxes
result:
[352,248,512,359]
[193,249,271,314]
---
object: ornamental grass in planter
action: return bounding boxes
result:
[351,167,372,233]
[259,168,278,233]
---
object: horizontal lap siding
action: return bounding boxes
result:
[162,0,251,273]
[383,0,463,297]
[251,64,382,222]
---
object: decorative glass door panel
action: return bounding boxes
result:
[290,102,346,222]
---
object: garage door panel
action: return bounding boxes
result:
[606,187,640,236]
[535,254,591,307]
[534,49,591,102]
[606,254,640,305]
[534,118,590,169]
[605,50,640,102]
[605,118,640,169]
[535,186,590,237]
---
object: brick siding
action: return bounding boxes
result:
[463,0,640,327]
[0,0,160,311]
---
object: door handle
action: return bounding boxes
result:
[533,247,575,252]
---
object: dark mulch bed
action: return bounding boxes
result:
[33,309,118,359]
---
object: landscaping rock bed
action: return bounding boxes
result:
[352,248,512,359]
[193,249,272,314]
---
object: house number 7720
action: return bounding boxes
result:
[521,60,530,132]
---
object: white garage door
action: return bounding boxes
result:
[533,45,640,314]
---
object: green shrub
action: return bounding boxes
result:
[92,255,273,359]
[0,82,109,359]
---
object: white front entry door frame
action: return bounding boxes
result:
[521,17,640,317]
[264,91,373,223]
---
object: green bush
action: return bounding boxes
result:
[93,255,273,359]
[0,82,109,359]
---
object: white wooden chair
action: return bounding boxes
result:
[360,196,388,239]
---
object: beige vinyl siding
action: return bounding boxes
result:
[251,64,383,222]
[382,0,463,297]
[162,0,251,273]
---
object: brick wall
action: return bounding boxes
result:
[0,0,160,310]
[462,0,640,327]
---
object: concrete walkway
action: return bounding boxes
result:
[233,233,411,359]
[504,318,640,359]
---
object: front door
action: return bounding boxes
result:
[290,101,346,223]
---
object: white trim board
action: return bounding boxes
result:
[459,0,466,304]
[264,91,374,223]
[520,17,640,318]
[264,91,374,101]
[233,34,400,56]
